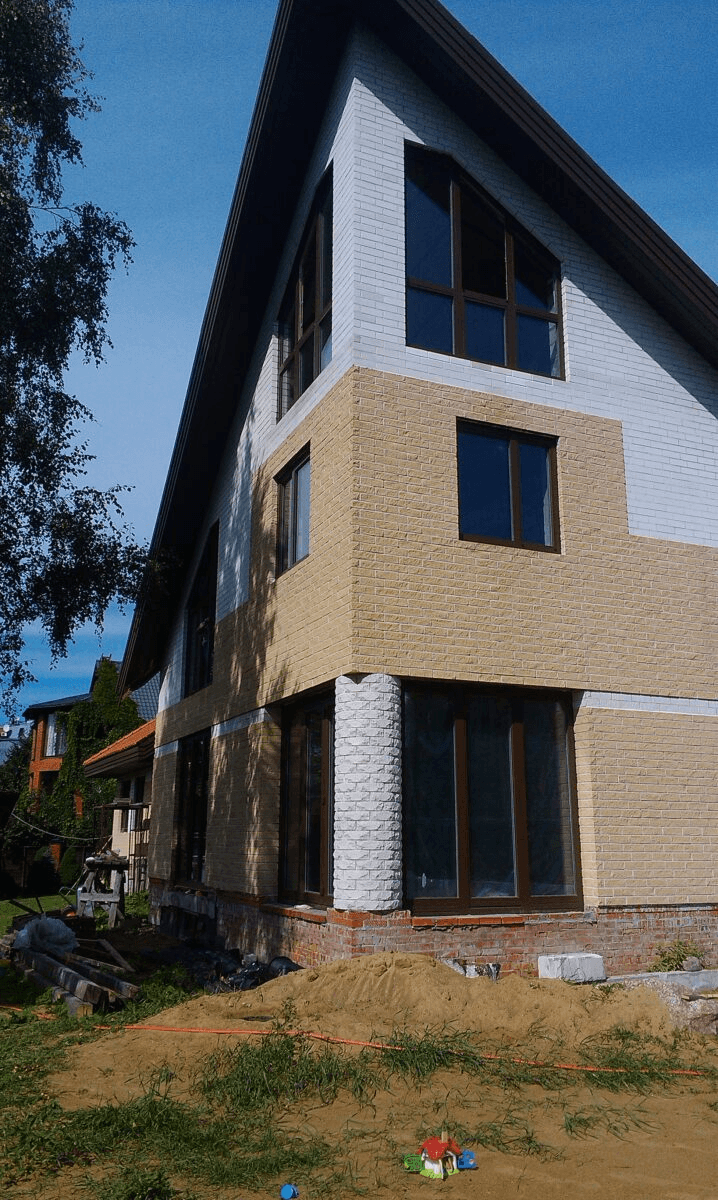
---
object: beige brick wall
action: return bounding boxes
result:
[154,366,717,911]
[148,750,178,879]
[348,370,717,698]
[205,717,281,896]
[575,706,718,906]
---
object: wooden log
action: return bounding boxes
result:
[16,950,115,1008]
[60,953,139,999]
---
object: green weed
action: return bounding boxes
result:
[648,939,704,972]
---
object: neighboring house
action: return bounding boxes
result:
[24,692,89,798]
[119,0,717,971]
[83,719,156,893]
[0,723,32,768]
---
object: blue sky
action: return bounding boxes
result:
[5,0,716,721]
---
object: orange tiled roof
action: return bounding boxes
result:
[83,719,156,767]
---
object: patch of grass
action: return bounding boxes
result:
[0,895,67,935]
[648,939,704,972]
[563,1103,653,1139]
[94,1166,194,1200]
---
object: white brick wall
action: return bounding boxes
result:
[333,673,403,910]
[345,28,718,549]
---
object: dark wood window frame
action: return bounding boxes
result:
[403,682,582,915]
[457,420,560,552]
[174,729,211,887]
[405,143,563,378]
[276,446,311,575]
[279,691,334,907]
[184,523,219,697]
[277,169,333,419]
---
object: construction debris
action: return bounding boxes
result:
[5,916,140,1015]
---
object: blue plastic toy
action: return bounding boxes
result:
[280,1187,299,1199]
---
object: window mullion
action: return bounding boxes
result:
[454,711,471,906]
[511,702,531,904]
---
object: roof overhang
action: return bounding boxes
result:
[120,0,718,693]
[83,720,156,779]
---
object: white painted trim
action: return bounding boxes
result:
[577,692,718,716]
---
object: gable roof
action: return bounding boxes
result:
[120,0,718,692]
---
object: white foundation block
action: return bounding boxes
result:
[538,953,606,983]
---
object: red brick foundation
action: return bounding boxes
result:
[150,883,718,976]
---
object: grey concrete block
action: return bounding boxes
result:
[538,953,606,983]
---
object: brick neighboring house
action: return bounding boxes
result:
[119,0,718,971]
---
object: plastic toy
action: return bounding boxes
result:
[403,1132,477,1179]
[280,1186,299,1199]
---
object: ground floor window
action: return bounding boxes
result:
[280,693,334,905]
[175,730,210,885]
[403,684,580,912]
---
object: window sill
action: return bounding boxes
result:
[411,909,584,928]
[261,902,327,924]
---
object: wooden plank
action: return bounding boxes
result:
[97,939,135,974]
[59,953,139,999]
[17,950,115,1008]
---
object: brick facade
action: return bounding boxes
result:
[144,13,717,969]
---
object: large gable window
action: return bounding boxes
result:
[404,684,580,913]
[405,144,562,378]
[278,169,333,419]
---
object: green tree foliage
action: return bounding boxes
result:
[0,0,146,710]
[0,730,31,795]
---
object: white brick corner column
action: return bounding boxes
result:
[333,673,403,911]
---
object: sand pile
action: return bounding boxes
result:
[51,952,674,1110]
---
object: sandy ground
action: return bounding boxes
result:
[33,953,718,1199]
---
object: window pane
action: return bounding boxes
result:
[461,191,506,297]
[458,428,512,541]
[465,301,506,366]
[320,313,332,371]
[467,695,516,897]
[519,442,553,546]
[320,199,332,310]
[300,236,316,332]
[523,699,576,896]
[406,287,453,353]
[514,240,556,311]
[294,457,310,563]
[405,153,452,286]
[304,712,324,895]
[299,336,315,395]
[517,315,560,377]
[404,689,458,899]
[279,365,294,418]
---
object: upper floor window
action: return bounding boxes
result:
[184,523,218,697]
[278,170,333,419]
[277,449,310,574]
[43,712,67,758]
[458,421,559,551]
[405,144,562,378]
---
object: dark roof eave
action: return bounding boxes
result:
[120,0,718,693]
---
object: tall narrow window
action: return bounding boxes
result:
[457,421,559,550]
[404,684,579,913]
[278,170,333,418]
[277,449,310,574]
[280,693,334,906]
[184,523,219,696]
[175,730,210,885]
[405,144,562,378]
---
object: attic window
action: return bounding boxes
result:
[405,144,562,378]
[278,169,333,419]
